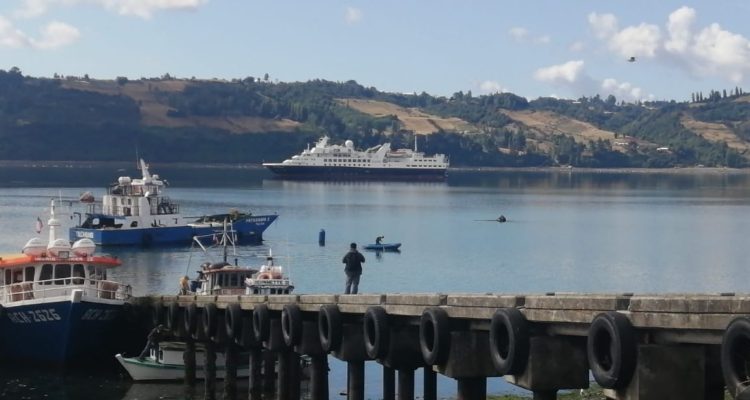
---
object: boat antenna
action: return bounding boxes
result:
[222,218,229,263]
[414,134,418,152]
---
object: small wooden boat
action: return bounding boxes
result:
[363,243,401,251]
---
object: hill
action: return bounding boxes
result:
[0,68,748,168]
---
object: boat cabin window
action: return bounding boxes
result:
[86,266,106,283]
[40,264,53,285]
[54,264,71,285]
[73,264,85,284]
[25,266,34,282]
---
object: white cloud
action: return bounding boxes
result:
[609,23,661,58]
[478,80,506,94]
[664,6,695,53]
[344,7,362,25]
[15,0,208,19]
[534,60,585,84]
[535,35,551,45]
[509,26,550,45]
[31,21,80,49]
[569,41,585,52]
[588,12,618,40]
[601,78,653,101]
[0,15,31,47]
[509,27,528,41]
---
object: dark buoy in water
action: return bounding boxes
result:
[318,229,326,246]
[497,215,507,223]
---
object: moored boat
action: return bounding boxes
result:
[0,200,133,366]
[262,136,449,180]
[69,159,278,246]
[363,243,402,251]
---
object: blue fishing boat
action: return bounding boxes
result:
[69,159,278,246]
[363,243,401,251]
[0,200,133,366]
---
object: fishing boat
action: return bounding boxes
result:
[0,200,133,366]
[69,159,278,246]
[262,136,449,180]
[363,243,402,251]
[115,341,249,381]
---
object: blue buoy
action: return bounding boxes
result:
[318,229,326,246]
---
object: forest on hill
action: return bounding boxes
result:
[0,67,748,168]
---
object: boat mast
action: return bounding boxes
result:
[47,199,60,242]
[414,135,418,152]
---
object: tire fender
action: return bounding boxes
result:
[225,303,243,343]
[363,306,389,360]
[489,308,530,375]
[587,311,637,389]
[721,316,750,398]
[419,307,450,365]
[253,304,271,342]
[282,304,303,347]
[318,304,342,353]
[202,303,218,340]
[184,303,198,339]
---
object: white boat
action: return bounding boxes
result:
[263,136,449,180]
[115,341,249,381]
[0,200,132,366]
[69,159,277,246]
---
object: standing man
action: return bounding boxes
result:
[342,242,365,294]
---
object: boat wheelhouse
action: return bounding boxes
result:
[70,159,278,246]
[262,136,449,180]
[0,200,133,366]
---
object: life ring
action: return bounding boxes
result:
[151,301,164,328]
[318,304,342,353]
[587,311,637,389]
[202,303,218,340]
[722,316,750,398]
[166,302,181,334]
[363,306,390,360]
[419,307,451,365]
[257,273,273,280]
[282,304,303,347]
[489,308,529,375]
[253,304,271,342]
[225,303,243,343]
[184,303,198,339]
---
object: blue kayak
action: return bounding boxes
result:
[363,243,401,251]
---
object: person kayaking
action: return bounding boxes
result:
[375,235,384,245]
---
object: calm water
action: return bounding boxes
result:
[1,166,749,399]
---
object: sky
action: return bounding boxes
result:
[1,0,750,102]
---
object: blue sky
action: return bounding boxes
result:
[1,1,749,102]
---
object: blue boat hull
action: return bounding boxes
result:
[0,300,129,366]
[363,243,402,251]
[69,214,278,246]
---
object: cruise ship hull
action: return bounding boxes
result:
[265,165,447,180]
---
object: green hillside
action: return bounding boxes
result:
[0,67,747,168]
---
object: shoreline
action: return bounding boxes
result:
[0,160,746,175]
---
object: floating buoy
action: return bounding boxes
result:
[318,229,326,246]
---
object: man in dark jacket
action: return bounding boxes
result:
[138,324,169,360]
[342,242,365,294]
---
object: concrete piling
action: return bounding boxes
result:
[397,368,415,400]
[383,366,395,400]
[346,360,365,400]
[248,347,263,399]
[204,340,217,400]
[309,355,329,400]
[223,342,238,400]
[423,367,436,400]
[456,377,486,400]
[183,338,197,386]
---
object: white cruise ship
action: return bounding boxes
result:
[263,136,449,180]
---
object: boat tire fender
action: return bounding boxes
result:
[151,301,164,328]
[489,308,530,375]
[166,302,181,335]
[202,303,218,340]
[184,303,199,339]
[225,303,243,343]
[587,311,637,389]
[282,304,303,346]
[420,307,450,365]
[253,304,271,342]
[318,304,342,353]
[363,306,389,360]
[721,316,750,398]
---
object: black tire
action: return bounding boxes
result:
[420,307,450,365]
[318,305,342,353]
[282,304,303,347]
[225,303,243,343]
[184,303,198,339]
[363,306,389,360]
[202,303,218,339]
[253,304,270,342]
[489,308,530,375]
[587,311,637,389]
[166,302,181,333]
[151,301,164,327]
[721,316,750,399]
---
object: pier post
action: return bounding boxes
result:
[532,390,557,400]
[262,349,276,393]
[423,367,436,400]
[347,360,365,400]
[204,340,217,400]
[397,368,415,400]
[288,351,301,400]
[248,347,263,400]
[504,336,588,395]
[223,341,238,400]
[183,338,197,386]
[277,348,290,400]
[309,355,329,400]
[383,366,395,400]
[456,377,486,400]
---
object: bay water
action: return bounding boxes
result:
[0,165,749,399]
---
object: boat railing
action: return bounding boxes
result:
[151,197,179,215]
[0,278,132,303]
